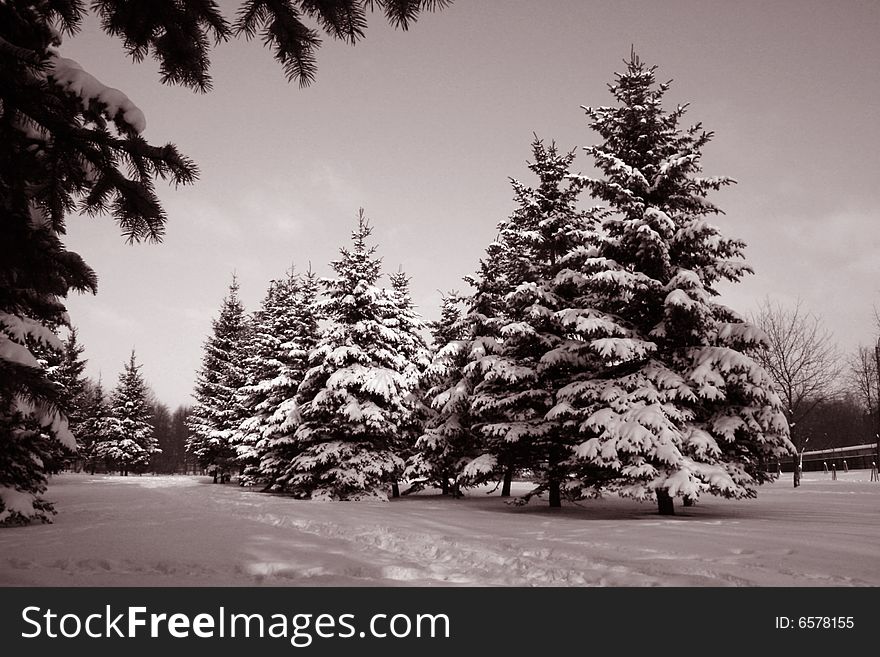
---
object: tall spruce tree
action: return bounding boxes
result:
[465,138,603,507]
[234,268,324,486]
[38,326,91,472]
[104,351,158,475]
[187,278,250,483]
[257,269,323,490]
[285,210,416,500]
[383,270,430,496]
[562,52,793,514]
[232,274,297,482]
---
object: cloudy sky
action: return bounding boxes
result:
[60,0,880,407]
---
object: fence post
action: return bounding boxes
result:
[831,463,837,481]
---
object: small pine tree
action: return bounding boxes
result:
[103,351,158,475]
[408,292,479,495]
[285,210,417,500]
[187,277,250,483]
[78,379,111,475]
[418,240,521,498]
[49,328,90,457]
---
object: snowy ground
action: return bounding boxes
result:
[1,472,878,587]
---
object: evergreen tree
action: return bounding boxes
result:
[563,52,793,513]
[429,291,466,347]
[186,278,250,483]
[232,275,295,482]
[284,210,416,500]
[34,326,91,472]
[458,240,519,493]
[50,327,90,450]
[104,351,158,475]
[77,379,111,475]
[234,269,322,485]
[255,269,322,490]
[383,269,430,496]
[415,238,522,498]
[466,138,602,507]
[407,291,477,495]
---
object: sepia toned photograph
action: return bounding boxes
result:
[2,0,878,595]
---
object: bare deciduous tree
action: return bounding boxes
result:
[849,345,877,417]
[752,298,841,486]
[848,311,880,472]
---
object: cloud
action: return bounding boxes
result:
[84,302,139,331]
[720,207,879,353]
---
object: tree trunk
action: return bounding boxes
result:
[212,471,218,484]
[548,478,561,508]
[683,496,695,507]
[793,456,800,488]
[501,466,513,497]
[656,488,674,515]
[391,482,400,498]
[441,479,450,496]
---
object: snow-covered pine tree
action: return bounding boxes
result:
[255,268,322,490]
[23,325,84,474]
[414,234,520,498]
[49,328,90,452]
[284,210,415,500]
[38,326,95,472]
[430,292,467,348]
[563,51,793,514]
[407,292,479,495]
[457,240,518,495]
[77,379,111,475]
[383,270,430,496]
[232,274,297,483]
[467,138,603,507]
[103,351,158,475]
[187,278,250,483]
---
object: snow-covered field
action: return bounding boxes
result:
[1,472,878,587]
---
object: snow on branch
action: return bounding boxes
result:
[48,56,147,133]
